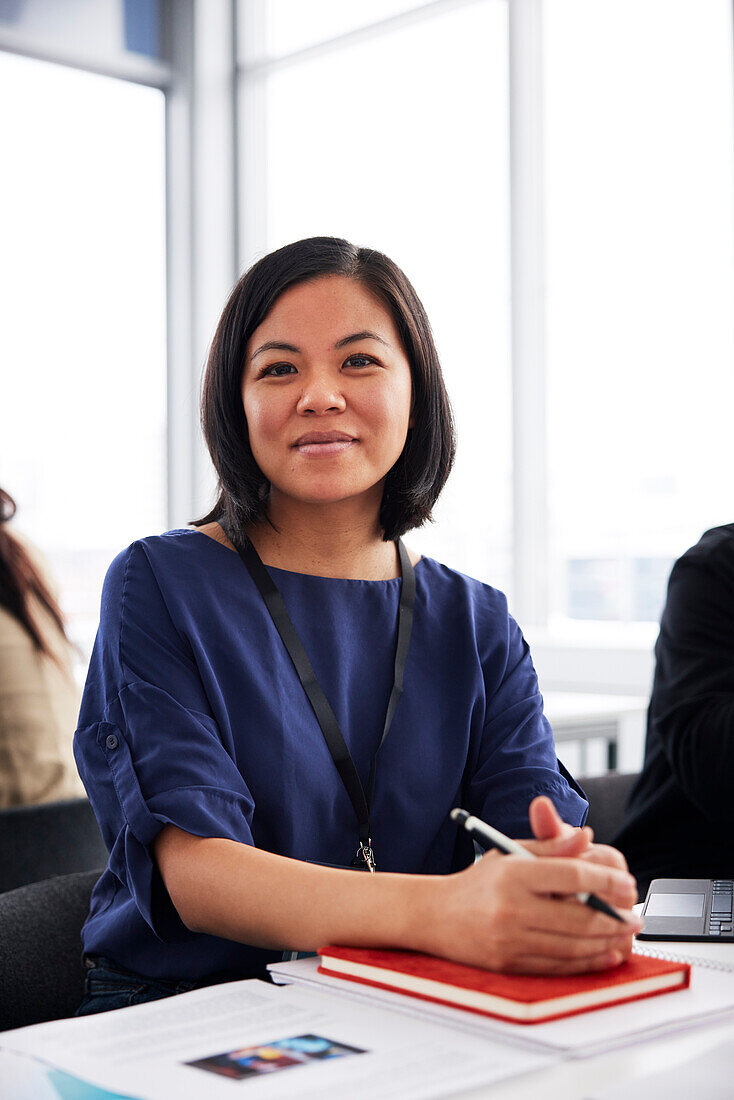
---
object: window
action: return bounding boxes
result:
[545,0,734,627]
[0,52,167,662]
[0,0,164,65]
[264,0,431,57]
[8,0,734,701]
[240,1,513,590]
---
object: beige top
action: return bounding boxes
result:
[0,542,84,808]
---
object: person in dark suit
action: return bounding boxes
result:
[616,524,734,897]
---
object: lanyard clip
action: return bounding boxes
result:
[353,840,377,873]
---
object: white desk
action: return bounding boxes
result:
[456,936,734,1099]
[3,937,733,1099]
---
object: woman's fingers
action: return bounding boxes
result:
[522,831,591,859]
[522,894,641,938]
[527,798,594,845]
[503,854,639,911]
[497,925,633,962]
[579,842,631,874]
[529,795,568,840]
[523,796,629,876]
[503,950,626,975]
[526,797,595,859]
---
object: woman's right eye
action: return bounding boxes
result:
[260,363,296,378]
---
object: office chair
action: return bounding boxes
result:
[579,772,639,847]
[0,868,100,1030]
[0,797,108,893]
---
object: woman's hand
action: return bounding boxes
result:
[526,795,634,877]
[420,804,641,975]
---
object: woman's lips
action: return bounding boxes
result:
[294,440,356,457]
[292,431,357,457]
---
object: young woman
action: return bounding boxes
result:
[74,238,640,1015]
[0,487,82,807]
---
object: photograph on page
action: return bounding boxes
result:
[186,1032,366,1080]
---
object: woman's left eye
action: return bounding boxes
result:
[343,354,375,369]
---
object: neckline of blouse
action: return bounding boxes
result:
[182,527,428,584]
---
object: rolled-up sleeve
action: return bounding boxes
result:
[74,541,255,940]
[466,617,588,839]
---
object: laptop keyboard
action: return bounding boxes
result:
[708,880,734,935]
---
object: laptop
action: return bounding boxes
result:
[638,878,734,941]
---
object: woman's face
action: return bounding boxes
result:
[242,275,413,513]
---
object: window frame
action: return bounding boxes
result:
[231,0,664,695]
[8,0,725,698]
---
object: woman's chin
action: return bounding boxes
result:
[270,483,381,510]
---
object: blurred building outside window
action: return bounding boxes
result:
[3,0,734,715]
[545,0,734,633]
[241,0,734,643]
[0,51,167,671]
[239,0,514,598]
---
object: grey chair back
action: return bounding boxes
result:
[0,798,108,893]
[0,868,100,1030]
[579,772,639,846]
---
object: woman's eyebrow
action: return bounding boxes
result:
[251,340,301,360]
[251,331,390,360]
[334,330,389,349]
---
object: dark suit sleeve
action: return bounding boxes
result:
[651,547,734,822]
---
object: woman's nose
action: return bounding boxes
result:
[296,376,347,415]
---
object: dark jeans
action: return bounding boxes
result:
[76,956,199,1016]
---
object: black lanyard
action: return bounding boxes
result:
[237,538,416,872]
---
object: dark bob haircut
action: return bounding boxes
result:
[194,236,455,545]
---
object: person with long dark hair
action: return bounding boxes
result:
[0,487,82,806]
[74,238,640,1016]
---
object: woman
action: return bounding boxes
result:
[0,487,83,807]
[74,238,640,1016]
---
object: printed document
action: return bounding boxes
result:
[0,978,555,1100]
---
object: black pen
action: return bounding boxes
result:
[451,808,627,924]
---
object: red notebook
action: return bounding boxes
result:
[317,946,690,1025]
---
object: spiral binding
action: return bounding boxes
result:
[635,945,734,973]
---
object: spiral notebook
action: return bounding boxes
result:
[634,943,734,972]
[268,948,734,1058]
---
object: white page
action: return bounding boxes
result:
[589,1033,734,1098]
[270,959,560,1053]
[0,979,555,1100]
[269,955,734,1057]
[0,1050,82,1100]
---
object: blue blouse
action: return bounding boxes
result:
[74,529,587,982]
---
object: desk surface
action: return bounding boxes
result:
[3,937,732,1100]
[456,936,734,1099]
